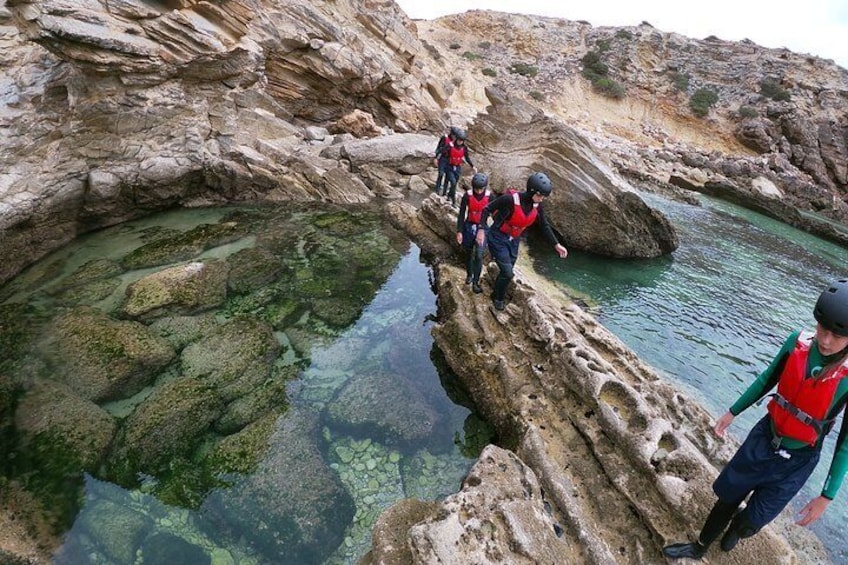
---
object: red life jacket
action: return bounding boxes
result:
[767,332,848,445]
[448,145,466,166]
[499,192,538,238]
[465,189,491,224]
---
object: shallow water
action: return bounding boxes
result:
[532,192,848,564]
[0,203,487,565]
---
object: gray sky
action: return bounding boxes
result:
[396,0,848,70]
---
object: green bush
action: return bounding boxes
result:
[593,77,625,99]
[462,51,482,61]
[760,79,791,101]
[689,87,719,117]
[481,67,497,77]
[581,50,608,77]
[669,71,690,92]
[738,105,759,118]
[508,62,538,77]
[596,39,612,52]
[615,29,634,40]
[529,90,545,101]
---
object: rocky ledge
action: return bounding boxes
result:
[368,194,832,564]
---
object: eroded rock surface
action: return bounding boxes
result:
[374,198,832,564]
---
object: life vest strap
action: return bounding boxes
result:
[770,392,831,435]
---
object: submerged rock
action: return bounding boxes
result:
[109,378,223,481]
[14,379,117,475]
[326,372,442,446]
[201,407,354,564]
[180,316,279,403]
[121,261,229,321]
[40,306,175,402]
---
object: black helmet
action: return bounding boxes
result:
[814,279,848,336]
[454,129,467,141]
[471,173,488,189]
[449,126,461,138]
[526,172,552,196]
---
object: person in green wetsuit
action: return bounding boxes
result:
[664,278,848,560]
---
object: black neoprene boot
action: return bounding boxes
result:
[662,542,706,559]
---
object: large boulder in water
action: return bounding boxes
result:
[40,306,175,402]
[325,372,442,447]
[200,407,354,564]
[470,88,678,258]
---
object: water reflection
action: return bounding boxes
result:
[533,192,848,563]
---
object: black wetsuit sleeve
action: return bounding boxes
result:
[535,205,560,247]
[463,147,474,168]
[456,194,469,232]
[478,194,513,230]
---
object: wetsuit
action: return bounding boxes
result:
[715,330,848,529]
[477,191,560,303]
[434,134,453,194]
[456,189,490,285]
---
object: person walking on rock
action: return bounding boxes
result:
[456,172,492,294]
[442,129,475,206]
[475,172,567,311]
[433,126,458,194]
[663,278,848,560]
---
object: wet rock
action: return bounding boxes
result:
[122,261,229,321]
[74,500,152,565]
[41,306,175,402]
[139,531,210,565]
[201,407,354,564]
[181,316,279,403]
[326,372,441,446]
[14,379,117,473]
[110,378,223,480]
[121,222,250,271]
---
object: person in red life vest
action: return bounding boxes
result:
[441,129,476,206]
[433,126,458,194]
[474,172,567,311]
[456,172,492,294]
[663,278,848,560]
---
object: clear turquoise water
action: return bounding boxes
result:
[531,192,848,564]
[0,204,485,565]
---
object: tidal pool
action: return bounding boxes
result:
[0,203,492,564]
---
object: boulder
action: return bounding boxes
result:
[200,407,354,564]
[40,306,175,402]
[470,89,678,258]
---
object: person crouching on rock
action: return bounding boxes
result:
[456,172,492,294]
[442,129,476,206]
[663,278,848,560]
[474,172,568,311]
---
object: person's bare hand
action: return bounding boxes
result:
[714,411,735,437]
[796,496,830,526]
[456,232,463,245]
[554,244,568,259]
